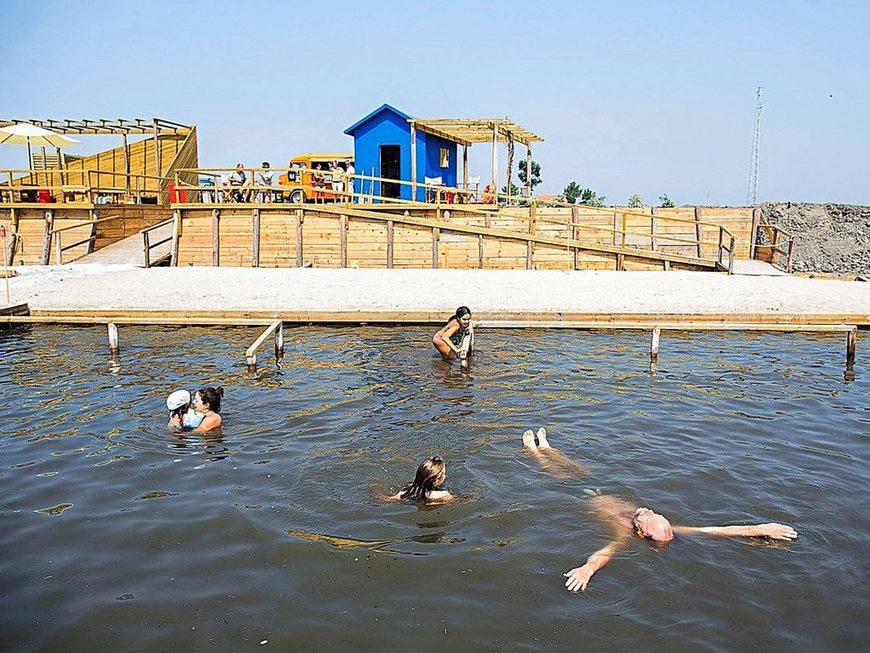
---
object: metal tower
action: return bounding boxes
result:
[746,86,762,205]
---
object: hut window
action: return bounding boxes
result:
[439,148,449,168]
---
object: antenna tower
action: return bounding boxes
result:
[746,86,762,205]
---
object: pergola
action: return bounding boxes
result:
[0,118,191,177]
[408,118,543,198]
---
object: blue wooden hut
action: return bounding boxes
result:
[344,104,459,202]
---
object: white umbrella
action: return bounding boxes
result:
[0,123,80,169]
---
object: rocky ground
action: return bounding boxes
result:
[760,203,870,276]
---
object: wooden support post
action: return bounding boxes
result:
[491,122,498,203]
[650,208,658,251]
[663,260,671,271]
[717,227,724,265]
[728,236,735,274]
[750,207,762,259]
[478,235,484,269]
[387,220,394,268]
[170,209,181,267]
[340,214,348,267]
[275,322,284,361]
[246,352,257,373]
[252,208,260,267]
[525,145,532,199]
[612,211,620,246]
[463,145,469,193]
[571,206,579,270]
[54,232,62,265]
[108,322,119,353]
[152,118,161,178]
[621,212,627,248]
[786,239,794,273]
[432,227,440,269]
[40,210,54,265]
[212,209,220,266]
[616,253,625,271]
[527,201,536,269]
[650,327,661,363]
[143,230,151,268]
[846,328,856,364]
[122,134,130,191]
[694,206,703,258]
[410,123,417,202]
[295,209,303,267]
[87,216,97,255]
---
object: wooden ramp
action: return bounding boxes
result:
[74,222,173,267]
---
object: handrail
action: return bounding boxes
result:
[49,214,122,235]
[245,320,284,372]
[142,218,174,268]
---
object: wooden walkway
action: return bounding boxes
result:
[74,222,173,267]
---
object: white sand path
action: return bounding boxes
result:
[4,265,870,321]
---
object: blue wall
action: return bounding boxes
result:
[346,105,458,201]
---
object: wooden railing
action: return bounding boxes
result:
[48,214,122,264]
[142,218,174,268]
[0,169,163,206]
[173,167,738,272]
[753,217,795,272]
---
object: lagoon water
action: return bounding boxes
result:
[0,326,867,652]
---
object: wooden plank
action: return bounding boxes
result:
[212,209,220,266]
[295,209,303,267]
[252,208,260,267]
[340,213,348,267]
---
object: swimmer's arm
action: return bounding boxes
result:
[673,523,797,540]
[564,538,626,592]
[168,415,182,428]
[382,492,404,502]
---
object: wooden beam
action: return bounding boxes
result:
[295,209,304,267]
[386,219,394,268]
[432,227,439,269]
[212,209,220,266]
[340,213,348,267]
[695,207,703,258]
[491,123,498,202]
[252,208,260,267]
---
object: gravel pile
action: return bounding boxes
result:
[760,203,870,275]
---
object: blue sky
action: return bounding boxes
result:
[2,0,867,205]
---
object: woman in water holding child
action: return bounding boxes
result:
[166,386,224,433]
[432,306,474,368]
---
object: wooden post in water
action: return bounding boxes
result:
[108,322,119,353]
[275,322,284,361]
[846,328,857,364]
[650,327,661,363]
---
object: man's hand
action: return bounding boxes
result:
[564,564,596,592]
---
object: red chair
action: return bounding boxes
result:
[37,188,52,203]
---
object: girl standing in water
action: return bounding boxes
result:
[192,386,224,433]
[432,306,474,367]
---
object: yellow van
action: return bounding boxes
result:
[278,153,353,202]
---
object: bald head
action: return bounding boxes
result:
[633,507,674,542]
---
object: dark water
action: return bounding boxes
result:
[0,326,867,652]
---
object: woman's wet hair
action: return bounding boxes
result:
[399,456,446,502]
[197,386,224,413]
[453,306,471,321]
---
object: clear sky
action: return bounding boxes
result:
[2,0,867,206]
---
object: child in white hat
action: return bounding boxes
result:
[166,390,204,430]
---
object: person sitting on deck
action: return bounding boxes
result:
[520,428,798,592]
[228,163,247,202]
[257,162,273,203]
[432,306,475,369]
[384,456,454,504]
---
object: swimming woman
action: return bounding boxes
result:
[385,456,454,504]
[432,306,474,367]
[166,389,204,430]
[191,386,224,433]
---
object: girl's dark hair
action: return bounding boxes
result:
[399,456,446,502]
[197,386,224,413]
[170,405,189,420]
[452,306,471,321]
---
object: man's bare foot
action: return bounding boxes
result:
[522,429,537,450]
[536,427,551,449]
